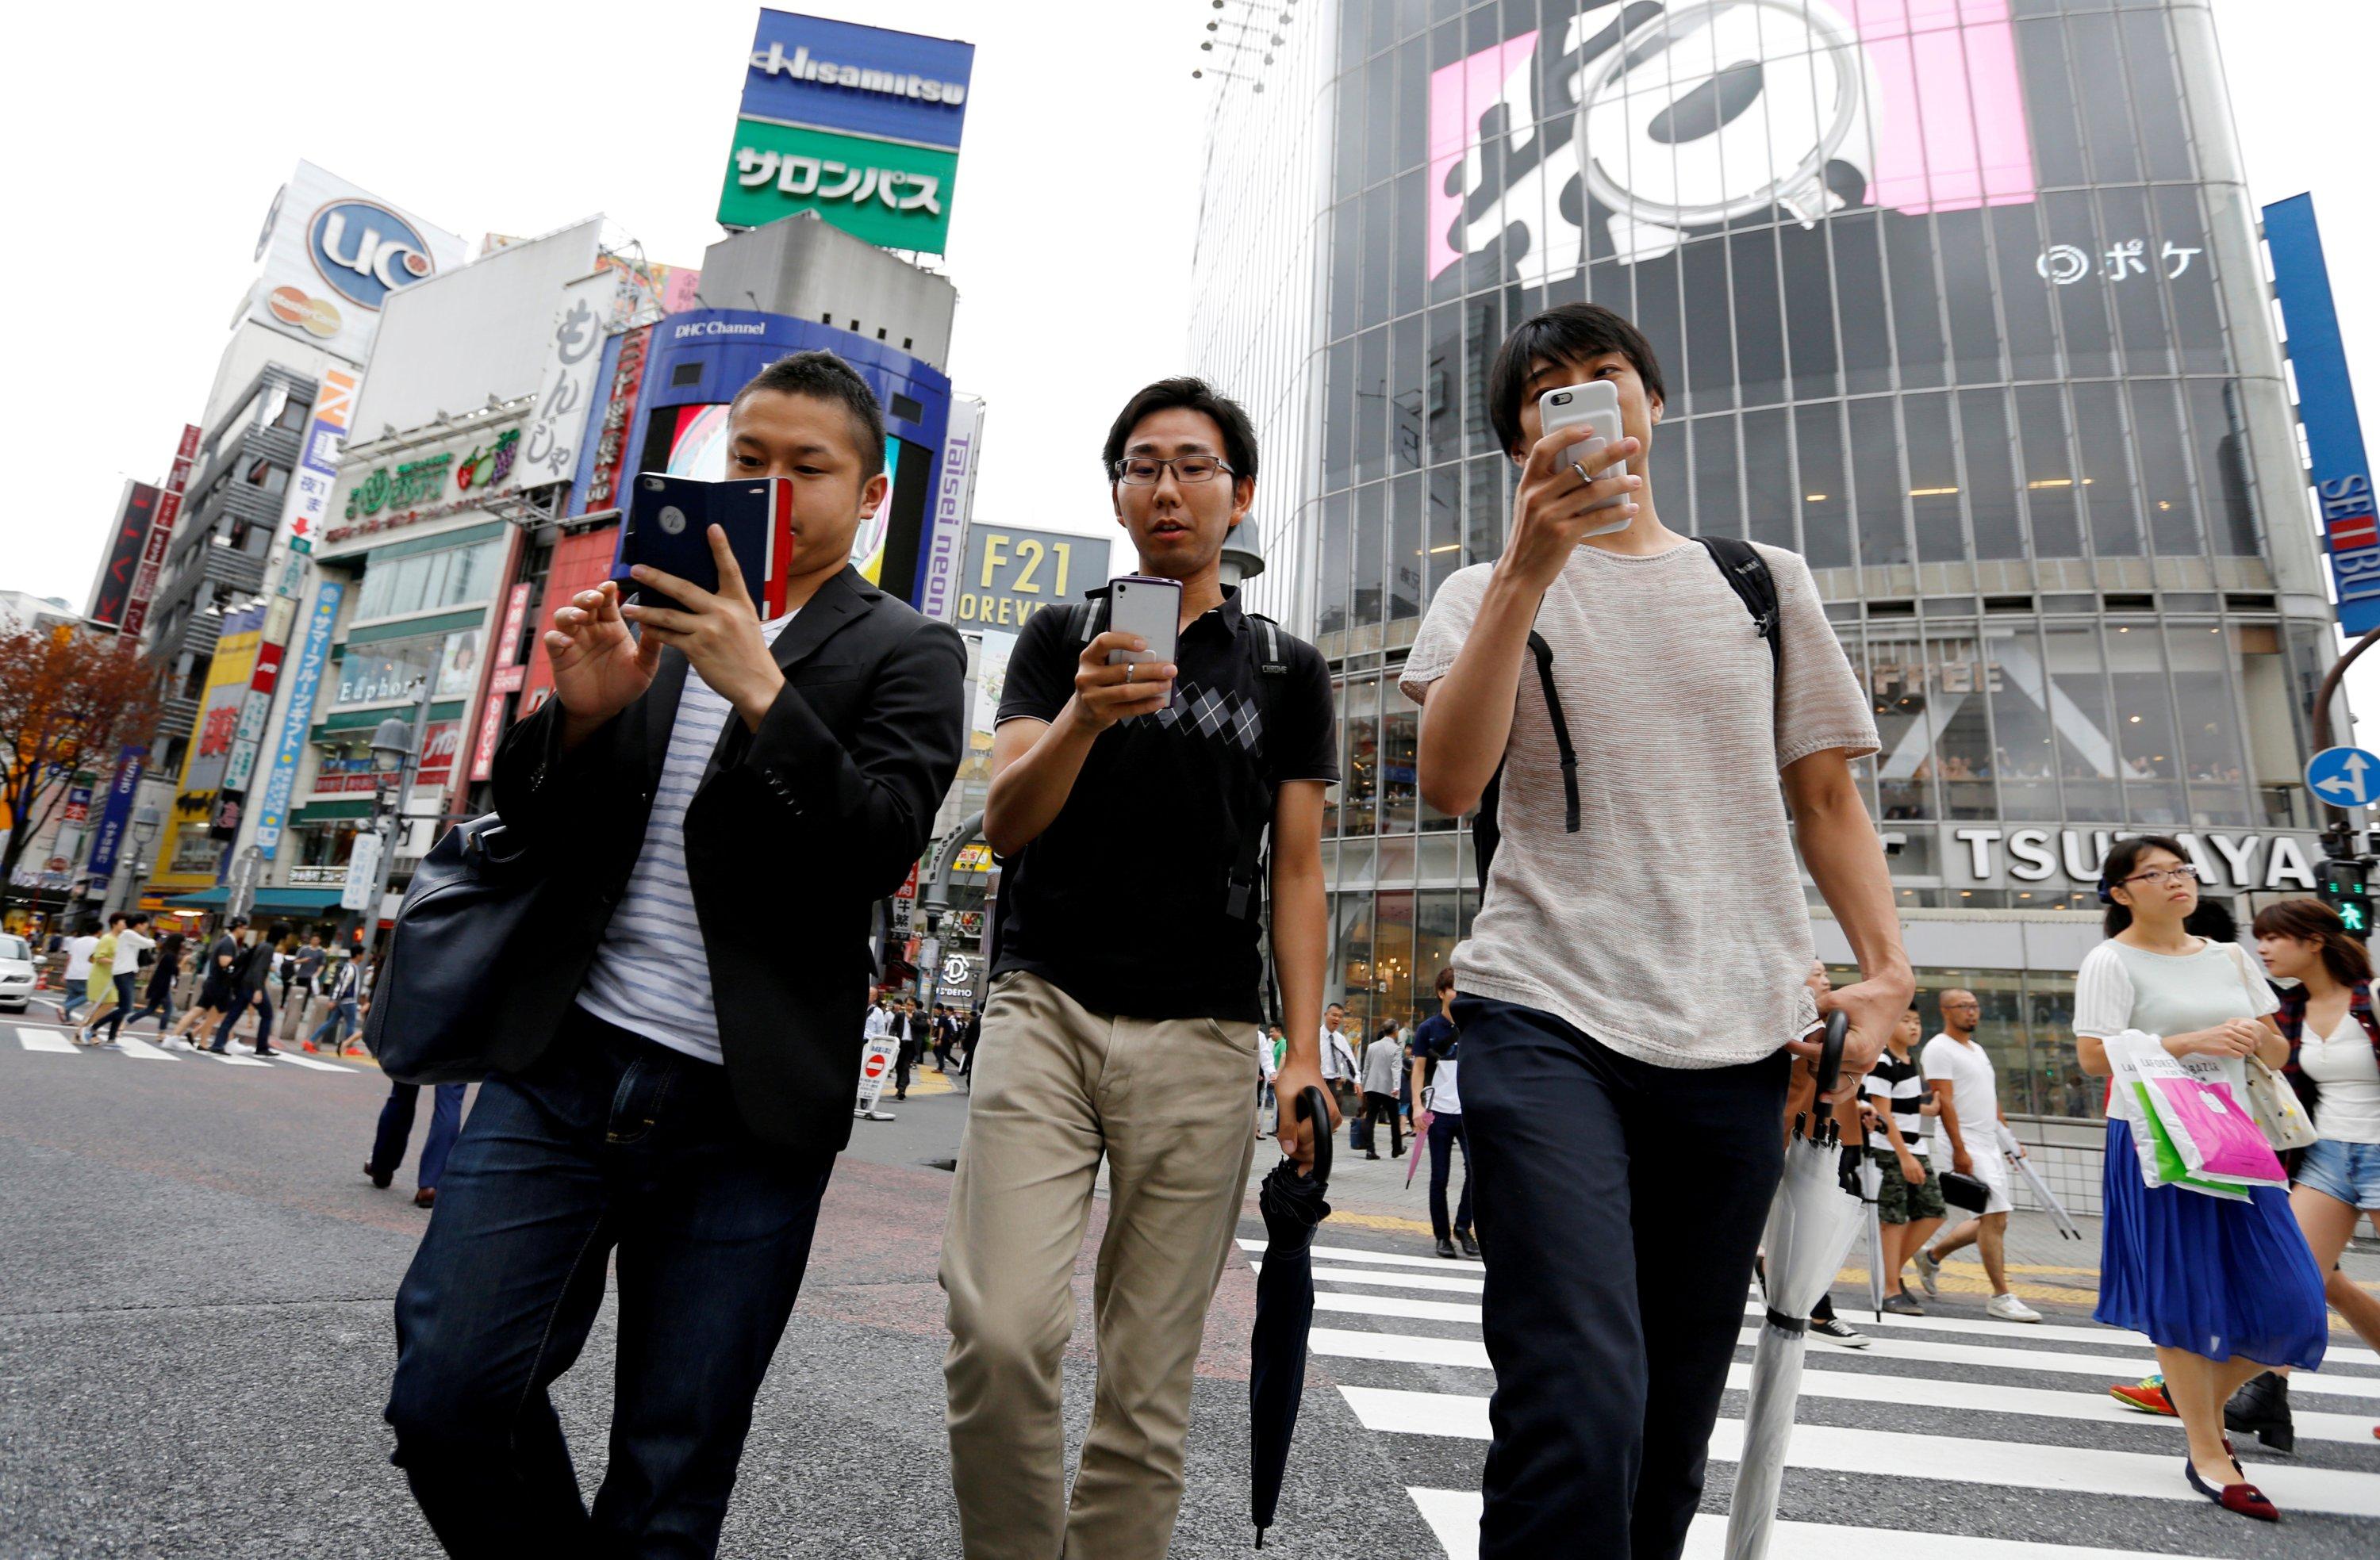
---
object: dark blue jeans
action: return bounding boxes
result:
[310,998,360,1049]
[213,989,271,1051]
[1453,995,1789,1560]
[370,1081,466,1191]
[1426,1110,1472,1240]
[385,1006,835,1557]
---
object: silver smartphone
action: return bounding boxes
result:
[1537,380,1631,538]
[1105,576,1182,700]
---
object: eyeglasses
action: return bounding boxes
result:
[1115,455,1234,485]
[2119,865,2200,888]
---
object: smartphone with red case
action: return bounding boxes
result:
[612,473,793,617]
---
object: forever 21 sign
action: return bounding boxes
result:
[956,526,1111,630]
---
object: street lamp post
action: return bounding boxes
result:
[102,804,162,922]
[351,680,433,960]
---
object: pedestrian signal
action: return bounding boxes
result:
[2318,856,2373,939]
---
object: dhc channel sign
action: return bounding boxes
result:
[309,201,438,312]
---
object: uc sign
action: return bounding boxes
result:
[956,525,1111,630]
[309,201,438,311]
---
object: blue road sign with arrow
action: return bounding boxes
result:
[2306,746,2380,807]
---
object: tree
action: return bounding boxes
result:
[0,626,162,923]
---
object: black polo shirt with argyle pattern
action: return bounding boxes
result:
[990,583,1337,1022]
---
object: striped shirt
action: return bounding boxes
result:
[576,614,795,1065]
[1861,1051,1929,1157]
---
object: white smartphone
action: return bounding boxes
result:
[1104,574,1182,673]
[1537,380,1631,538]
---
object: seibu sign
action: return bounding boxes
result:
[1933,826,2324,893]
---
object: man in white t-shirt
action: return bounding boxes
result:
[56,927,99,1022]
[1913,990,2040,1323]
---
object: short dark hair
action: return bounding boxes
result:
[1102,376,1258,484]
[227,916,249,931]
[1488,303,1668,458]
[1434,967,1457,995]
[731,350,887,482]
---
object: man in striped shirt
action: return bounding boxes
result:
[386,351,965,1556]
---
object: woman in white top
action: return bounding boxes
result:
[2231,897,2380,1451]
[2071,837,2325,1524]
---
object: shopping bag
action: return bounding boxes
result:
[2105,1035,2250,1201]
[2133,1046,2289,1187]
[2242,1056,2319,1151]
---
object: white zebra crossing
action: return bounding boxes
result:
[1297,1243,2380,1554]
[13,1027,78,1052]
[14,1026,363,1075]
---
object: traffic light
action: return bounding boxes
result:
[2318,856,2374,939]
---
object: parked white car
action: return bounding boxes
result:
[0,933,34,1011]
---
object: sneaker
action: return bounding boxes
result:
[2111,1374,2176,1415]
[1881,1291,1925,1317]
[1810,1317,1871,1347]
[1987,1292,2042,1323]
[1914,1247,1940,1297]
[1457,1229,1481,1259]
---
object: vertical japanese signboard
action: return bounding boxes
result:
[523,272,631,491]
[124,424,201,638]
[281,366,357,558]
[470,582,536,782]
[87,483,160,630]
[253,581,345,857]
[919,397,983,623]
[83,747,148,883]
[2266,194,2380,635]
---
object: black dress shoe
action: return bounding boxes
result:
[1457,1229,1481,1259]
[1434,1236,1458,1259]
[365,1162,393,1190]
[413,1188,436,1209]
[1365,1151,1380,1159]
[2225,1370,2296,1454]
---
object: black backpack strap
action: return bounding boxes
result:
[1071,598,1106,645]
[1472,629,1576,893]
[1695,535,1782,681]
[1226,612,1296,921]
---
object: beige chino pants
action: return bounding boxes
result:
[941,971,1259,1560]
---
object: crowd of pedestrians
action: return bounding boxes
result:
[42,914,373,1060]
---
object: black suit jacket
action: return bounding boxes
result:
[489,566,965,1152]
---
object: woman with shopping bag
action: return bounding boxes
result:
[2071,836,2327,1524]
[2228,899,2380,1450]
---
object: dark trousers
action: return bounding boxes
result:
[1427,1110,1473,1240]
[1453,996,1789,1560]
[893,1037,920,1097]
[90,974,138,1041]
[371,1081,468,1191]
[1360,1090,1403,1154]
[214,989,271,1051]
[122,980,175,1031]
[311,998,361,1049]
[385,1007,834,1558]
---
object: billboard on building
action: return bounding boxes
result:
[719,10,973,252]
[2265,194,2378,634]
[248,161,467,366]
[955,525,1110,631]
[123,425,200,638]
[86,481,161,629]
[919,396,984,623]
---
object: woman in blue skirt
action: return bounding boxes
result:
[2071,835,2326,1523]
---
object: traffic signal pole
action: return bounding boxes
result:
[2311,625,2380,935]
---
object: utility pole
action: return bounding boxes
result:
[341,678,434,960]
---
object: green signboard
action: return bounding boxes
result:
[716,118,958,255]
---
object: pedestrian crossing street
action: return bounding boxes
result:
[12,1025,367,1075]
[1245,1238,2380,1558]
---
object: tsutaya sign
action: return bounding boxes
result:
[1933,826,2325,893]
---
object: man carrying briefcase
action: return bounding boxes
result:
[382,351,965,1556]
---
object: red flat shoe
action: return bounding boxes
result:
[2183,1458,2279,1522]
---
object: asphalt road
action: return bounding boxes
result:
[0,1020,1428,1559]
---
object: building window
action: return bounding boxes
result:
[352,537,507,622]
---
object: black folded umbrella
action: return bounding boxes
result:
[1250,1085,1334,1549]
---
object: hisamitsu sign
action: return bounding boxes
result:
[739,10,973,149]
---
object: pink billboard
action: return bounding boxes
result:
[1426,0,2036,282]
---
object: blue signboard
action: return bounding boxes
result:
[740,10,974,151]
[2307,746,2380,809]
[252,581,346,857]
[635,310,953,607]
[83,746,147,881]
[2266,194,2380,635]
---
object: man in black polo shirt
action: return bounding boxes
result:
[939,377,1337,1560]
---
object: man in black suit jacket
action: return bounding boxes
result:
[384,351,965,1556]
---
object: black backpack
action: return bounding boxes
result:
[1472,536,1781,891]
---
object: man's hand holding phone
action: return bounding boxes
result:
[1065,631,1175,733]
[621,524,786,734]
[1499,427,1642,596]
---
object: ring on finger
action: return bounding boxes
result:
[1570,459,1595,486]
[1125,662,1135,684]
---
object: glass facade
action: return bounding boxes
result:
[1188,0,2344,1121]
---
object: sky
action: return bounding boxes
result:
[6,0,2378,717]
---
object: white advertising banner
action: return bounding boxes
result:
[520,270,638,491]
[919,396,984,623]
[248,160,467,367]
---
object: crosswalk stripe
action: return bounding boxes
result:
[266,1051,355,1072]
[1348,1386,2380,1517]
[202,1050,274,1067]
[16,1027,77,1052]
[1306,1289,2380,1406]
[1293,1259,2380,1375]
[1238,1236,1484,1274]
[1406,1488,2233,1560]
[109,1036,180,1061]
[1307,1328,2374,1447]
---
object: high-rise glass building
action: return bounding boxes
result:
[1188,0,2347,1162]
